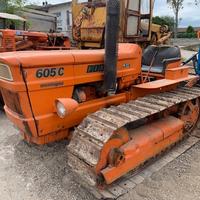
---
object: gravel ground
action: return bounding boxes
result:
[1,109,200,200]
[181,49,197,59]
[171,38,200,47]
[0,110,94,200]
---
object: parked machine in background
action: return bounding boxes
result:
[72,0,171,48]
[0,29,70,52]
[0,12,70,53]
[197,30,200,39]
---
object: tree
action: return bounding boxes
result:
[195,0,200,4]
[167,0,199,38]
[177,25,196,38]
[152,16,175,31]
[186,25,195,33]
[0,0,26,14]
[152,16,167,26]
[0,0,26,29]
[167,0,184,38]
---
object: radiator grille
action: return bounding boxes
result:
[0,63,13,81]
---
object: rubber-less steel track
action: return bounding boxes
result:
[67,85,200,199]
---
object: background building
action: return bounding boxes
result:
[178,27,200,34]
[23,8,57,32]
[47,2,72,34]
[28,1,72,36]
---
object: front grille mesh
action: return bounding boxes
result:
[0,63,13,81]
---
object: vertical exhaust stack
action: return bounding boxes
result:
[103,0,120,95]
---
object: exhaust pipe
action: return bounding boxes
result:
[103,0,120,95]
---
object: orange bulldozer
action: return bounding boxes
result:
[0,0,200,199]
[0,29,70,52]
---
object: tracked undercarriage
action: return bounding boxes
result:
[67,85,200,199]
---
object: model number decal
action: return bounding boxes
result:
[36,67,64,78]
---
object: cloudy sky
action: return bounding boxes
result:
[154,0,199,27]
[28,0,200,27]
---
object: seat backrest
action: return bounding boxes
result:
[142,45,181,68]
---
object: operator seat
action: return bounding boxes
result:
[142,45,181,75]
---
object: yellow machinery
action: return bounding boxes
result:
[72,0,170,48]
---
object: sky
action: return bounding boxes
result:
[154,0,199,27]
[28,0,200,27]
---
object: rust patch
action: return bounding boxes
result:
[1,88,33,136]
[1,88,23,115]
[22,121,32,136]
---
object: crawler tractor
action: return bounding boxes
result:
[0,29,70,52]
[0,0,200,199]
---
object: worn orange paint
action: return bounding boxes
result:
[165,66,190,80]
[197,31,200,39]
[101,116,184,184]
[0,43,198,145]
[0,29,70,52]
[95,128,130,174]
[0,42,199,186]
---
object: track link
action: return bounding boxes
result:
[67,85,200,199]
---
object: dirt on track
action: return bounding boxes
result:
[1,109,200,200]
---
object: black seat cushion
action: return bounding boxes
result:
[142,45,181,74]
